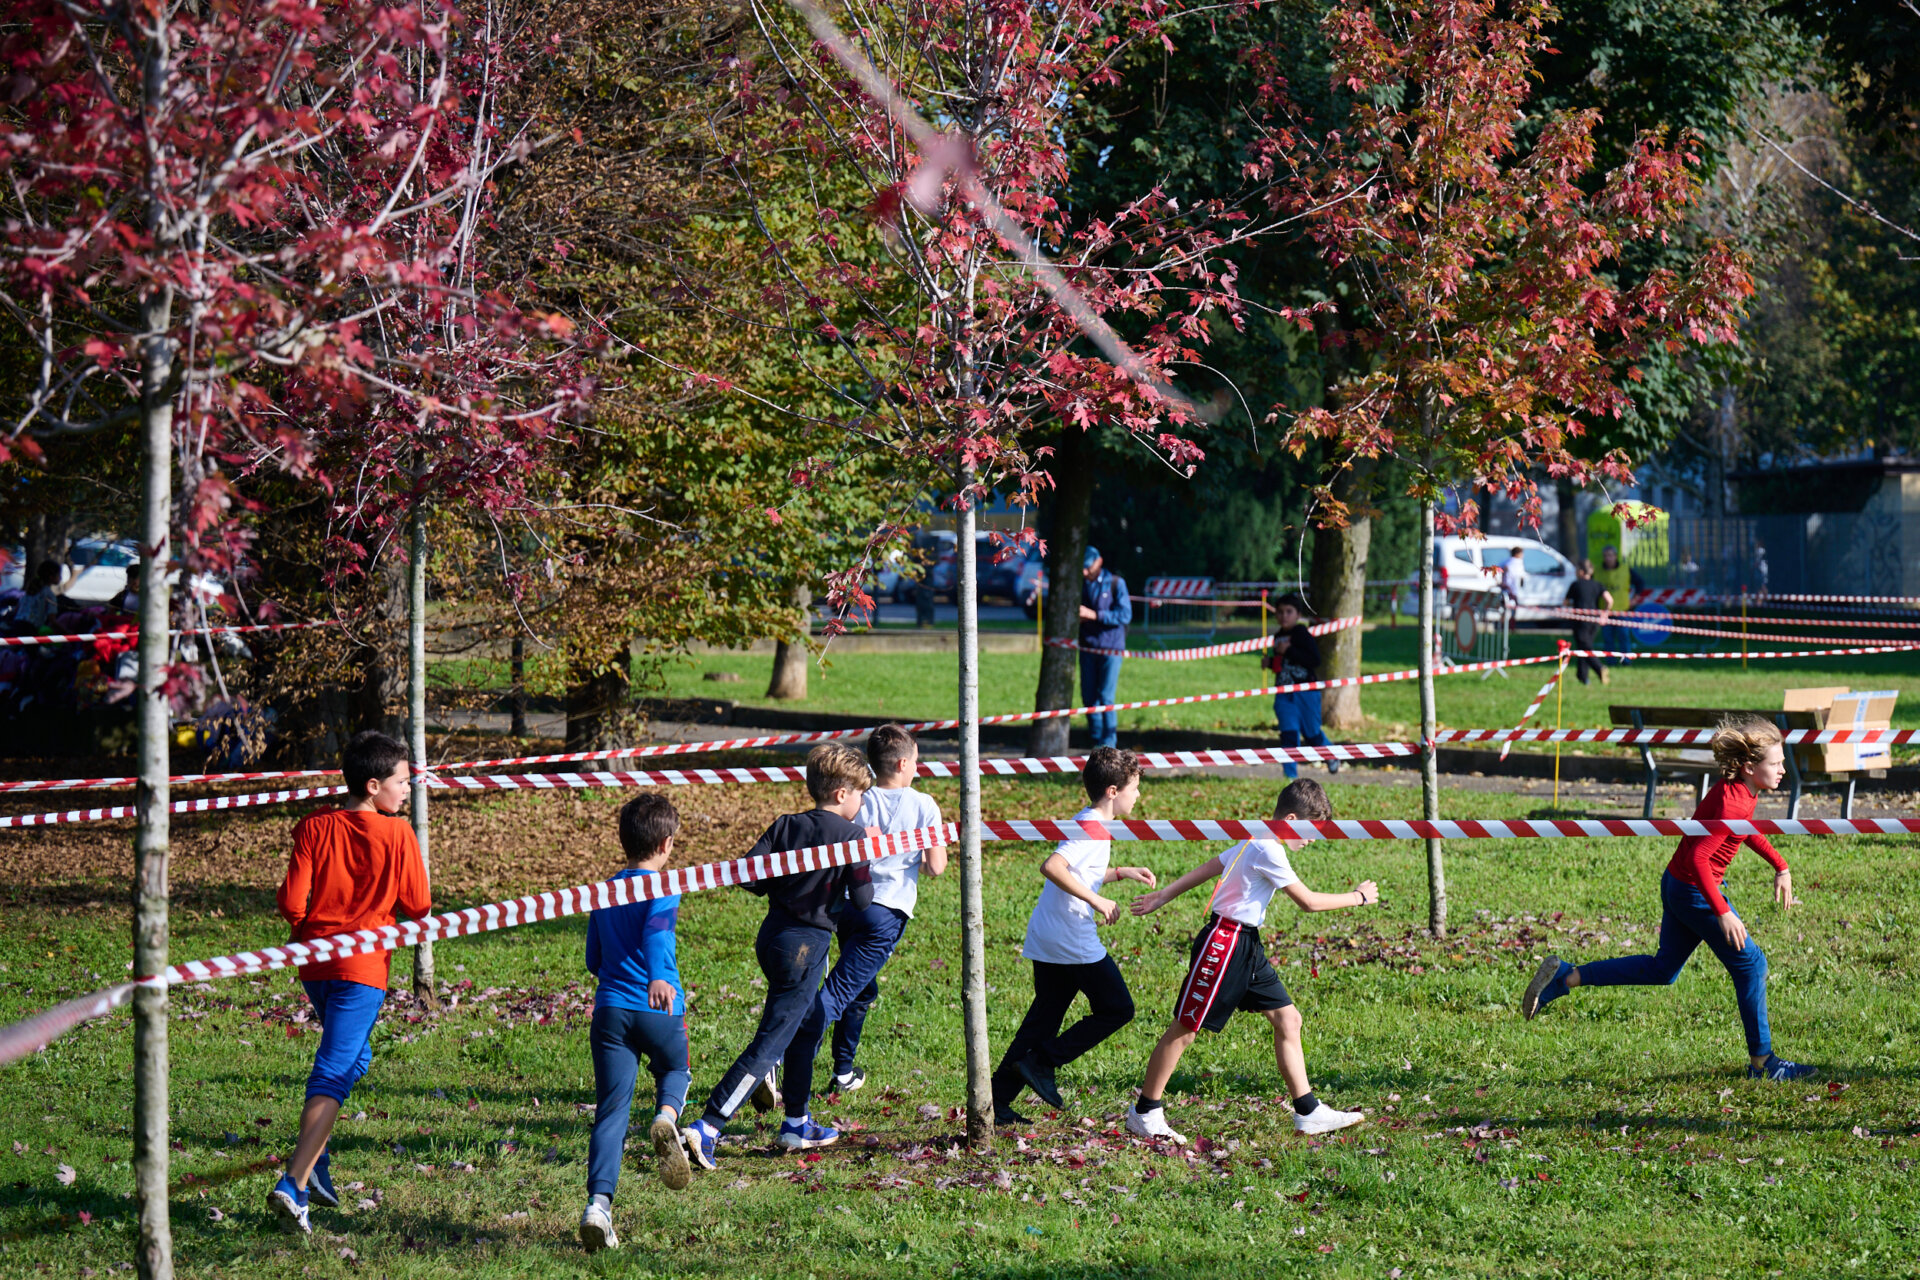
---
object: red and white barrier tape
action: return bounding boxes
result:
[1576,608,1920,631]
[1500,649,1568,761]
[1047,615,1362,660]
[0,619,336,648]
[1636,591,1920,609]
[9,807,1913,1066]
[0,823,952,1067]
[0,744,1424,826]
[1434,727,1920,746]
[1550,609,1911,647]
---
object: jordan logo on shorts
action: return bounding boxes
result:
[1177,918,1239,1031]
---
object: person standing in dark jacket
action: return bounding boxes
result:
[1263,595,1336,780]
[1077,547,1132,748]
[681,744,874,1168]
[1563,560,1612,685]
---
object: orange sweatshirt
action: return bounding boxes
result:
[277,808,431,989]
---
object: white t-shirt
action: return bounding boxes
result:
[1501,556,1525,603]
[1022,807,1111,965]
[1208,839,1299,928]
[856,785,945,918]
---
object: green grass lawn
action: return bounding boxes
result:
[3,776,1917,1278]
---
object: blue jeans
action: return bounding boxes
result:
[1079,652,1123,747]
[1577,871,1772,1057]
[781,904,908,1114]
[1273,688,1330,780]
[587,1005,691,1197]
[702,915,833,1123]
[301,980,387,1103]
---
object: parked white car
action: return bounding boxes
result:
[1397,536,1575,622]
[3,537,229,607]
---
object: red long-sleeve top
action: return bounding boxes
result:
[278,808,431,989]
[1666,780,1787,915]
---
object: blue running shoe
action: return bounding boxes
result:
[1748,1055,1817,1082]
[307,1149,339,1209]
[776,1114,839,1151]
[1521,956,1572,1021]
[681,1119,719,1171]
[266,1175,311,1235]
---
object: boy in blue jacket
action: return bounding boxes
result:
[578,793,691,1254]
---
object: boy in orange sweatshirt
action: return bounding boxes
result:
[267,731,431,1233]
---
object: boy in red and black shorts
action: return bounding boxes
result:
[1123,779,1378,1143]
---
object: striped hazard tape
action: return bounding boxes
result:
[1500,649,1568,761]
[1046,614,1363,660]
[0,619,336,647]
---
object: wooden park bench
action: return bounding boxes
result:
[1608,705,1858,821]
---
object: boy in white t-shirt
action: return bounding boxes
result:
[1123,779,1377,1142]
[990,747,1158,1126]
[778,725,947,1107]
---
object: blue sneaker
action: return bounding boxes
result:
[1748,1055,1817,1082]
[307,1149,339,1208]
[266,1175,311,1235]
[1521,956,1573,1021]
[776,1114,839,1151]
[681,1118,719,1171]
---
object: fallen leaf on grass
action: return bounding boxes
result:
[56,1164,75,1185]
[993,1170,1012,1192]
[356,1199,377,1212]
[207,1208,225,1222]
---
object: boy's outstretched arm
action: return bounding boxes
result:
[1282,879,1379,913]
[1130,855,1225,916]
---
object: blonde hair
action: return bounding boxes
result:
[806,742,872,803]
[1711,714,1782,781]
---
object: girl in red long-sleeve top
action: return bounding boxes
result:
[1519,715,1816,1082]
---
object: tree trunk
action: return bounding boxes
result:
[24,510,77,587]
[132,285,175,1280]
[407,504,436,1010]
[767,583,812,700]
[565,648,632,750]
[1309,462,1373,732]
[957,478,993,1150]
[509,634,527,737]
[1556,475,1582,564]
[1029,429,1093,755]
[1418,496,1446,937]
[352,556,407,736]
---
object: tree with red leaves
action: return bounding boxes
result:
[720,0,1289,1146]
[1248,0,1753,935]
[0,2,586,1271]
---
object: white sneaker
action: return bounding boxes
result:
[579,1201,619,1253]
[1124,1104,1188,1145]
[832,1067,866,1092]
[1293,1104,1365,1136]
[749,1072,782,1113]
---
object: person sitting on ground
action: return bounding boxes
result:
[578,793,693,1254]
[1264,595,1338,778]
[267,731,431,1235]
[991,747,1157,1125]
[1520,715,1816,1082]
[680,744,875,1169]
[1564,559,1612,686]
[1123,778,1376,1143]
[779,724,947,1107]
[12,561,64,631]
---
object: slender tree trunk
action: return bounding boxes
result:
[24,510,77,585]
[957,475,992,1149]
[767,583,812,700]
[132,285,175,1280]
[1029,429,1092,755]
[1556,475,1582,564]
[509,634,527,738]
[1418,496,1446,937]
[565,649,632,750]
[408,504,436,1009]
[1309,461,1373,731]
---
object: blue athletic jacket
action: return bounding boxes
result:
[1079,569,1132,651]
[585,868,684,1016]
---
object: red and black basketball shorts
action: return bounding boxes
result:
[1174,913,1292,1033]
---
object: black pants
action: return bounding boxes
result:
[1572,622,1605,683]
[991,957,1134,1107]
[701,916,832,1123]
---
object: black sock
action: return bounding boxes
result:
[1135,1096,1162,1114]
[1293,1092,1319,1116]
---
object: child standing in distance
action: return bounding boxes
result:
[267,731,430,1234]
[1521,715,1816,1081]
[1123,779,1376,1142]
[681,744,875,1169]
[991,747,1157,1125]
[780,724,947,1105]
[1264,595,1338,779]
[578,794,692,1254]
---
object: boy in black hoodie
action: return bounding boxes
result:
[681,743,874,1168]
[1263,595,1336,779]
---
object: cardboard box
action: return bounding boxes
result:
[1783,687,1896,773]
